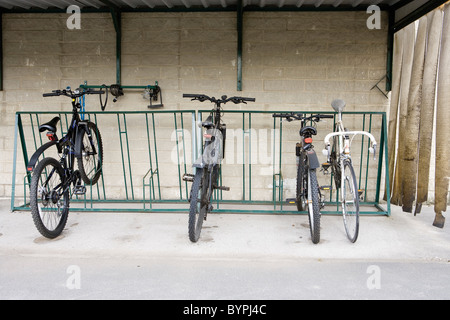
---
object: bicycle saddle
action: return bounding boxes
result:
[39,116,60,133]
[331,99,346,113]
[300,126,317,136]
[202,115,214,128]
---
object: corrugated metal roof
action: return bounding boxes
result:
[0,0,402,11]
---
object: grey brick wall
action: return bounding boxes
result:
[2,11,390,201]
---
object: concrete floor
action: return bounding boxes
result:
[0,199,449,300]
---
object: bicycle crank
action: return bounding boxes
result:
[182,173,195,182]
[213,184,230,191]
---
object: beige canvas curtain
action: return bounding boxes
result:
[387,4,449,228]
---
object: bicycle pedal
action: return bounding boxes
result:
[321,163,331,175]
[74,185,86,195]
[214,185,230,191]
[182,173,195,182]
[286,198,297,204]
[321,163,331,170]
[358,189,365,197]
[320,185,332,191]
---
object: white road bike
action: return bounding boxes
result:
[322,99,377,243]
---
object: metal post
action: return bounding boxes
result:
[386,8,394,91]
[237,0,243,91]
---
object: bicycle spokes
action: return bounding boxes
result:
[31,158,69,238]
[342,161,359,243]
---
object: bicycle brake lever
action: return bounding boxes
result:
[369,144,377,160]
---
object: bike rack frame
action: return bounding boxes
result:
[11,110,390,216]
[197,110,390,216]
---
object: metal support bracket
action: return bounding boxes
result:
[371,75,389,99]
[99,0,122,84]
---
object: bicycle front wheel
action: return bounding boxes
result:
[77,121,103,185]
[188,168,208,242]
[296,153,306,211]
[307,169,321,244]
[342,160,359,243]
[30,157,69,239]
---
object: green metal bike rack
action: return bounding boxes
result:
[11,109,390,216]
[197,109,390,216]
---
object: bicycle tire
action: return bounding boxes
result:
[77,121,103,185]
[307,169,321,244]
[331,136,341,188]
[296,154,306,211]
[188,168,207,242]
[342,160,360,243]
[30,157,70,239]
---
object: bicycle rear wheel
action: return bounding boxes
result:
[342,160,359,242]
[307,169,321,244]
[188,168,208,242]
[30,157,69,239]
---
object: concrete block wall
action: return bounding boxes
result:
[1,11,390,204]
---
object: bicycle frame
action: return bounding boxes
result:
[27,98,94,174]
[194,105,225,170]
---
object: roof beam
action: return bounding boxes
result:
[140,0,156,8]
[38,0,66,9]
[98,0,121,10]
[351,0,364,7]
[296,0,305,8]
[393,0,448,32]
[0,0,24,9]
[390,0,415,10]
[11,0,48,9]
[179,0,191,8]
[315,0,325,8]
[161,0,174,8]
[76,0,103,8]
[333,0,343,7]
[119,0,138,8]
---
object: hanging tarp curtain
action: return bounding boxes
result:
[387,3,449,228]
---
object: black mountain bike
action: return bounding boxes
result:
[273,112,333,244]
[27,87,105,238]
[183,93,255,242]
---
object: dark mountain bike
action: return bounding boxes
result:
[27,87,105,238]
[273,112,333,244]
[183,93,255,242]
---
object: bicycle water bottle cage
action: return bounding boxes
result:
[39,116,60,133]
[300,126,317,137]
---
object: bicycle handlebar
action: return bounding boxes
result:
[323,131,378,160]
[183,93,255,104]
[273,112,333,122]
[43,88,105,99]
[42,92,60,97]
